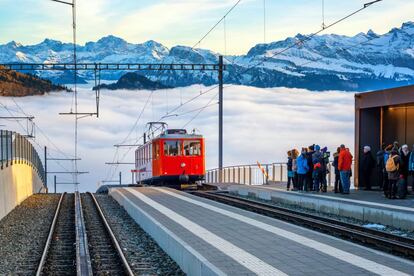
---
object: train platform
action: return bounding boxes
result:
[110,187,414,276]
[228,185,414,231]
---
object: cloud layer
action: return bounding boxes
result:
[0,85,355,192]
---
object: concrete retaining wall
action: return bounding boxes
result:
[0,162,46,220]
[229,186,414,231]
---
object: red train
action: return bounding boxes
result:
[134,128,205,188]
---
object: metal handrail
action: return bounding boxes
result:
[206,160,355,186]
[0,129,46,185]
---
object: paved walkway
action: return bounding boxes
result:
[211,182,414,209]
[111,187,414,276]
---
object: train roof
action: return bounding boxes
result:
[137,129,203,149]
[156,129,203,139]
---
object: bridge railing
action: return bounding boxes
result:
[205,161,355,187]
[0,130,45,184]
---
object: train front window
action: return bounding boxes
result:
[164,140,181,156]
[184,140,201,156]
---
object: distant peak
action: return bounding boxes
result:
[367,29,377,36]
[402,21,414,28]
[143,40,164,48]
[6,40,22,48]
[96,35,126,44]
[41,38,61,45]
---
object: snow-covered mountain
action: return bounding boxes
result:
[1,22,414,91]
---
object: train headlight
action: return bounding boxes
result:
[181,162,186,168]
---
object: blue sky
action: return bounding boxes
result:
[0,0,413,54]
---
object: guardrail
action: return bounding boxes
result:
[206,161,355,186]
[0,129,45,184]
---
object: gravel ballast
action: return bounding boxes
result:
[96,194,185,275]
[0,194,61,274]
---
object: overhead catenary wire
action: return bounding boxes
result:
[225,0,383,83]
[191,0,243,50]
[0,102,72,174]
[106,0,382,176]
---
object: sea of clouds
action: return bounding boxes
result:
[0,85,355,192]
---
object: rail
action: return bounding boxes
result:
[192,191,414,259]
[75,192,93,275]
[0,129,46,184]
[35,193,65,276]
[205,161,355,186]
[88,192,134,276]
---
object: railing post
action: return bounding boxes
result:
[265,164,269,185]
[249,166,252,185]
[328,162,332,187]
[272,164,276,181]
[54,175,57,193]
[280,164,283,182]
[44,146,48,190]
[11,132,14,165]
[5,131,9,167]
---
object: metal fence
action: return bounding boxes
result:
[206,162,355,186]
[0,130,45,184]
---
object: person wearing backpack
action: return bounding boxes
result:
[386,150,401,199]
[382,144,393,197]
[312,145,324,192]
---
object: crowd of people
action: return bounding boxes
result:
[286,144,353,194]
[286,141,414,199]
[371,142,414,199]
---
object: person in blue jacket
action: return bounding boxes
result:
[296,148,309,191]
[409,144,414,192]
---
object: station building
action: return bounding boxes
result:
[354,84,414,188]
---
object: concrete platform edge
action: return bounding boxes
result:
[229,186,414,231]
[109,188,224,276]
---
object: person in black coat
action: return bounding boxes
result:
[305,145,315,191]
[333,147,342,193]
[360,145,375,190]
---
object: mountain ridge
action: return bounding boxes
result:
[1,21,413,91]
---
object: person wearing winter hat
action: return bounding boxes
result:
[305,144,315,191]
[360,145,375,190]
[400,144,410,194]
[386,149,401,199]
[312,145,323,192]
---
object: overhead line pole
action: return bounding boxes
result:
[218,56,224,183]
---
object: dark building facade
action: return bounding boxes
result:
[355,85,414,188]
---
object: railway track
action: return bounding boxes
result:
[81,192,133,276]
[192,191,414,260]
[36,193,76,275]
[36,192,133,276]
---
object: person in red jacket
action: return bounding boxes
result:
[338,144,353,194]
